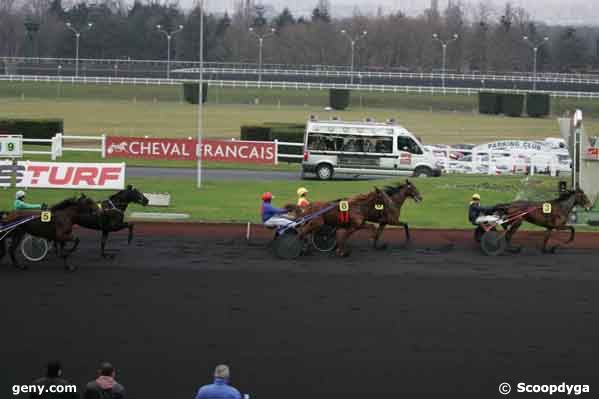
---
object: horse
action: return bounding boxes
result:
[371,180,423,249]
[76,185,149,258]
[297,187,399,257]
[496,188,592,253]
[7,195,99,270]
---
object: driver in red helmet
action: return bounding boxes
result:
[261,192,293,228]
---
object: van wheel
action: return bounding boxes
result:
[413,166,432,177]
[316,164,333,180]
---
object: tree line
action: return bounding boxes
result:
[2,0,599,74]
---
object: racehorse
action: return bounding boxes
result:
[77,185,149,258]
[372,180,423,249]
[298,187,399,257]
[7,195,99,270]
[496,188,592,253]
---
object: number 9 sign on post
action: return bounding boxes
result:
[0,135,23,158]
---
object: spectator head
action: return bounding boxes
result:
[214,364,230,380]
[46,361,62,378]
[98,362,116,378]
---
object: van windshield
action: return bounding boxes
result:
[397,136,422,154]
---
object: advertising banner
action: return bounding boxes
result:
[0,160,13,187]
[15,161,125,190]
[105,136,277,164]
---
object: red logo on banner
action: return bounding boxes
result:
[105,137,277,164]
[15,162,125,190]
[587,147,599,160]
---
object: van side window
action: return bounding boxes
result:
[397,137,423,154]
[307,134,335,151]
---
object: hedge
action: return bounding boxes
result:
[240,123,305,143]
[526,93,551,117]
[330,89,351,110]
[478,92,501,115]
[182,82,208,104]
[0,119,63,142]
[240,126,271,141]
[501,93,525,117]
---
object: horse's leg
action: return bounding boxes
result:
[62,237,80,271]
[127,223,134,244]
[564,226,576,244]
[101,230,115,259]
[372,224,387,250]
[336,227,356,257]
[504,220,523,252]
[542,229,556,254]
[9,230,26,270]
[0,239,6,263]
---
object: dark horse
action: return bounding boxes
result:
[298,187,399,257]
[372,180,423,249]
[77,185,149,258]
[496,188,592,253]
[7,195,99,270]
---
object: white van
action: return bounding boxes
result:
[301,118,442,180]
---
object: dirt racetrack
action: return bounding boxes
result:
[1,223,598,399]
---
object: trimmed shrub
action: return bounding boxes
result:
[0,119,63,143]
[182,82,208,104]
[478,92,501,114]
[501,93,525,117]
[526,93,551,117]
[269,127,305,143]
[329,89,351,110]
[240,126,271,141]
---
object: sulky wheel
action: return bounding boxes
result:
[20,234,50,262]
[480,230,507,256]
[311,225,337,252]
[273,230,303,260]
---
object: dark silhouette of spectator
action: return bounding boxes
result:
[194,364,241,399]
[30,361,77,399]
[82,362,126,399]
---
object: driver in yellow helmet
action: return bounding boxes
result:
[468,193,497,225]
[296,187,310,208]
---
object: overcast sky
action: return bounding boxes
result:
[191,0,599,26]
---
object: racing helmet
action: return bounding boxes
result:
[297,187,309,197]
[472,193,481,201]
[261,192,273,201]
[15,190,26,199]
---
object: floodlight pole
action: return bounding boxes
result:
[432,33,459,88]
[341,29,367,84]
[523,36,549,91]
[66,22,93,77]
[157,24,184,79]
[197,0,204,189]
[249,27,276,82]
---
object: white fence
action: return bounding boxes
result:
[21,134,105,160]
[3,74,599,99]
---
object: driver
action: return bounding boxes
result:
[261,192,293,228]
[296,187,310,209]
[468,193,497,225]
[14,191,45,211]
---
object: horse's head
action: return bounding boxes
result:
[574,188,593,210]
[117,185,149,206]
[402,180,422,203]
[384,180,422,203]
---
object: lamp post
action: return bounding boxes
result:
[432,33,459,88]
[523,35,549,91]
[65,22,93,77]
[156,24,184,79]
[197,0,205,189]
[340,29,367,84]
[248,27,276,83]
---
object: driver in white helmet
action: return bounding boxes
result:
[14,191,44,211]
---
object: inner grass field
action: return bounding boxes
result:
[2,81,599,144]
[0,175,559,228]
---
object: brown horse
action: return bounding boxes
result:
[7,195,99,270]
[372,180,423,249]
[298,187,399,257]
[496,188,592,253]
